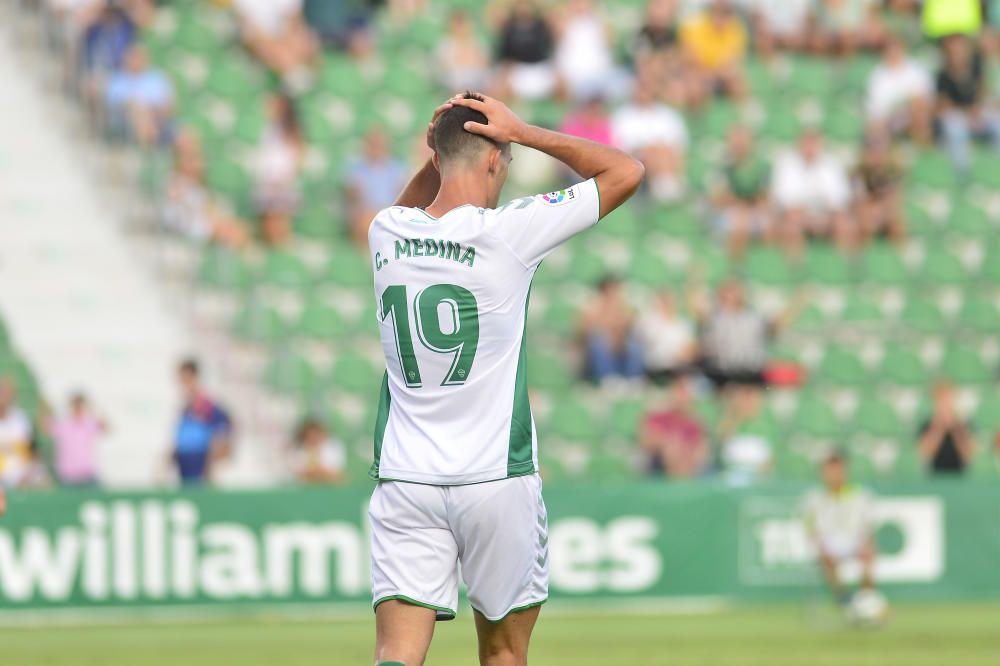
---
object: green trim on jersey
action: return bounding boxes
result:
[376,469,538,487]
[373,594,457,621]
[594,177,602,220]
[506,288,534,476]
[369,372,391,480]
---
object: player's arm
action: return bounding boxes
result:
[455,95,644,218]
[393,97,460,208]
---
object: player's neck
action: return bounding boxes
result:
[425,176,490,217]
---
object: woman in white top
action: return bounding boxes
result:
[253,94,305,218]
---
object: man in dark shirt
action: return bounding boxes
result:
[918,380,977,474]
[936,34,1000,174]
[495,0,557,100]
[172,359,233,484]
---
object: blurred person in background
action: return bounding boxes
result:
[865,35,933,145]
[853,131,906,245]
[633,0,703,110]
[918,380,978,475]
[636,290,698,385]
[48,392,107,487]
[935,33,1000,176]
[78,1,136,113]
[553,0,623,102]
[694,279,796,390]
[560,96,615,146]
[578,275,644,385]
[679,0,748,102]
[253,94,305,220]
[435,10,491,93]
[611,81,688,202]
[921,0,983,40]
[18,441,53,490]
[803,450,878,608]
[291,417,347,484]
[640,375,710,478]
[345,128,408,247]
[170,359,233,486]
[812,0,886,56]
[771,129,855,257]
[234,0,320,93]
[163,129,249,248]
[633,0,681,65]
[747,0,814,58]
[0,378,32,489]
[710,125,772,259]
[493,0,558,101]
[104,44,174,148]
[718,384,774,485]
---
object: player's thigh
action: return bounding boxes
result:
[474,604,541,666]
[375,599,437,666]
[369,481,461,620]
[450,475,549,622]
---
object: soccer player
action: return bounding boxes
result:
[802,450,878,608]
[366,92,643,666]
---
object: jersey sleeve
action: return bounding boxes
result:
[489,178,601,267]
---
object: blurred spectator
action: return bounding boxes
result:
[853,132,906,245]
[49,392,107,487]
[291,418,347,484]
[234,0,320,92]
[679,0,748,101]
[171,359,233,485]
[802,450,877,607]
[921,0,982,39]
[634,0,681,66]
[771,129,854,257]
[79,2,136,105]
[346,128,407,247]
[935,34,1000,176]
[163,129,249,248]
[0,486,5,516]
[710,125,771,259]
[918,380,977,475]
[640,376,710,478]
[747,0,813,57]
[578,276,644,384]
[866,36,933,145]
[560,96,615,146]
[253,94,304,219]
[105,44,174,148]
[882,0,924,49]
[19,442,53,490]
[0,378,32,489]
[553,0,622,102]
[812,0,886,55]
[494,0,558,101]
[435,10,491,92]
[718,385,774,485]
[635,290,698,384]
[611,83,688,202]
[695,279,795,389]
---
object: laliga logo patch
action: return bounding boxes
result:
[542,188,576,206]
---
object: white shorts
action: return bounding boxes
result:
[369,473,549,622]
[819,535,865,561]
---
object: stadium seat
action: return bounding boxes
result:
[956,297,1000,334]
[608,397,647,440]
[260,251,313,291]
[841,294,885,327]
[815,346,868,387]
[920,248,967,286]
[330,353,379,396]
[878,348,929,386]
[197,247,254,292]
[527,353,575,392]
[803,246,853,286]
[790,394,841,439]
[264,351,321,396]
[853,397,907,438]
[546,399,601,444]
[296,302,355,341]
[231,302,287,345]
[745,247,795,287]
[899,297,947,334]
[860,244,909,286]
[939,346,993,385]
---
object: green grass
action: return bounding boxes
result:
[5,604,1000,666]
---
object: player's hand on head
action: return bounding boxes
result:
[426,95,462,153]
[452,94,527,145]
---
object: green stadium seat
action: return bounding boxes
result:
[980,244,1000,283]
[878,348,929,387]
[628,248,671,288]
[904,198,938,236]
[791,303,827,333]
[546,399,601,444]
[804,245,853,286]
[297,302,354,341]
[791,395,840,439]
[568,251,609,285]
[527,353,575,392]
[815,346,868,386]
[197,247,253,292]
[841,294,885,326]
[745,247,795,287]
[920,248,967,286]
[908,151,956,189]
[320,248,372,289]
[231,302,287,344]
[860,244,908,286]
[899,297,947,334]
[948,200,992,236]
[264,352,321,396]
[260,251,313,291]
[939,346,993,385]
[854,397,906,438]
[608,397,647,440]
[330,353,379,396]
[956,297,1000,333]
[656,205,704,239]
[973,393,1000,437]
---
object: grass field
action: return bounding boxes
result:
[5,603,1000,666]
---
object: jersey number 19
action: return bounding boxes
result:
[380,284,480,388]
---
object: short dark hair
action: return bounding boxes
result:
[432,92,500,165]
[179,358,199,376]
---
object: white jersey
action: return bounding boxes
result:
[802,485,875,553]
[368,179,601,485]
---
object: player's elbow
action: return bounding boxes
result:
[622,157,645,191]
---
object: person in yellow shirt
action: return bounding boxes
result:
[679,0,747,100]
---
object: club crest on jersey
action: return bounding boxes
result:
[541,187,576,206]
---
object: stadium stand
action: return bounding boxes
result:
[15,0,1000,485]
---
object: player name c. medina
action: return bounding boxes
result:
[377,238,477,271]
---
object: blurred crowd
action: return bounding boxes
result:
[9,0,1000,488]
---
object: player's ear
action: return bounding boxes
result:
[487,146,502,175]
[432,151,441,172]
